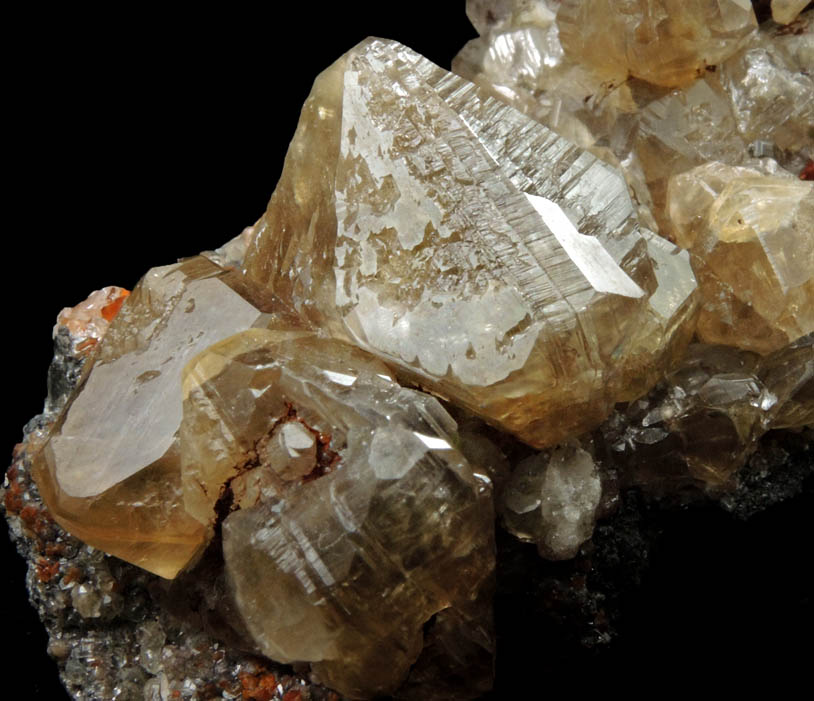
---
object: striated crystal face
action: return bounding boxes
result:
[244,37,698,448]
[182,330,495,699]
[666,162,814,353]
[453,4,638,151]
[32,257,280,578]
[557,0,757,88]
[455,6,813,241]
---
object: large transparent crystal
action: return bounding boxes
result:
[32,257,280,578]
[181,330,495,699]
[244,37,698,448]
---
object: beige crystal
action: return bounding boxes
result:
[181,329,495,699]
[772,0,810,24]
[244,37,698,448]
[32,256,281,578]
[720,18,814,158]
[556,0,757,88]
[666,162,814,354]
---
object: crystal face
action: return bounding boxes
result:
[604,335,814,488]
[18,5,814,700]
[244,37,698,448]
[32,257,278,578]
[500,442,603,559]
[557,0,757,88]
[667,162,814,353]
[184,330,495,699]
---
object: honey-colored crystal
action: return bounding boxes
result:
[771,0,810,24]
[181,329,495,699]
[244,37,698,448]
[556,0,757,88]
[32,257,278,578]
[666,162,814,353]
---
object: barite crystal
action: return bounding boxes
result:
[32,256,280,578]
[666,161,814,353]
[182,329,495,699]
[556,0,758,88]
[244,37,698,448]
[455,5,813,237]
[453,1,638,151]
[719,22,814,159]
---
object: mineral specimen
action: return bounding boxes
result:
[6,2,814,700]
[244,36,698,448]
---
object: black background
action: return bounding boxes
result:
[5,2,812,697]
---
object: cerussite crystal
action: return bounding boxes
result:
[32,256,280,578]
[181,330,495,699]
[244,37,698,448]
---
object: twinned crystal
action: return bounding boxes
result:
[245,37,698,448]
[19,3,814,699]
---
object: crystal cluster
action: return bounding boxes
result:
[186,331,494,699]
[244,37,698,448]
[23,3,814,699]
